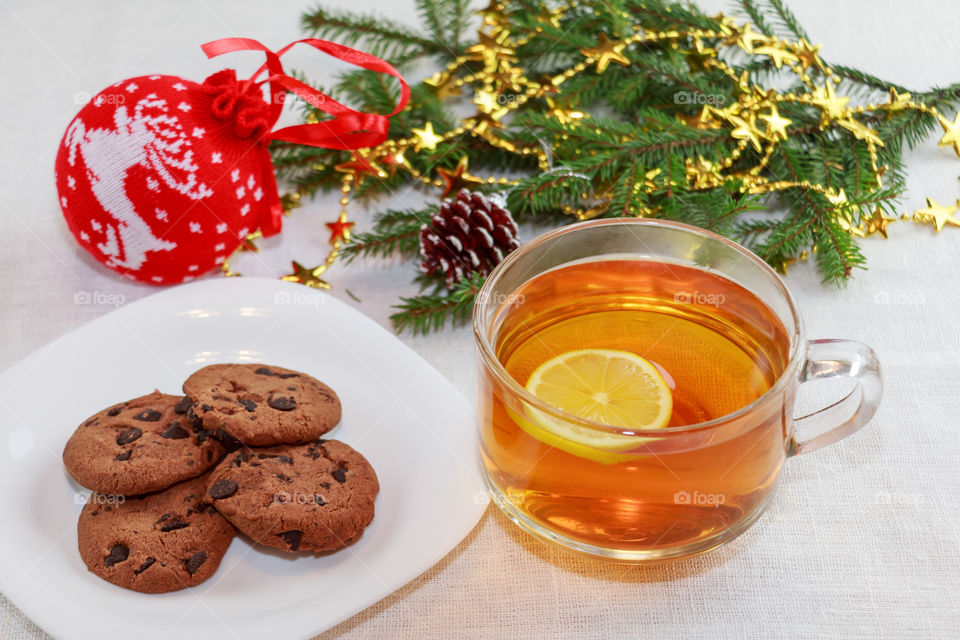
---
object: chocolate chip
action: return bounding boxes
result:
[104,544,129,568]
[186,407,204,429]
[314,495,326,506]
[134,557,156,575]
[159,519,189,532]
[209,479,238,499]
[133,409,162,422]
[215,429,243,451]
[116,428,142,445]
[184,551,207,575]
[277,372,299,379]
[254,367,275,376]
[278,530,302,551]
[332,467,348,484]
[155,513,170,523]
[268,395,296,411]
[238,398,257,412]
[107,406,124,417]
[319,482,331,490]
[201,404,212,412]
[84,418,98,427]
[229,450,249,468]
[257,453,293,464]
[195,502,218,515]
[276,474,292,483]
[161,422,189,439]
[174,397,192,414]
[114,450,132,461]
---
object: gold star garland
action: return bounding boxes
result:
[232,1,960,284]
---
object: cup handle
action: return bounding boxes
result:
[789,339,883,456]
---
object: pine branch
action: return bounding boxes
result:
[340,208,431,262]
[736,0,775,36]
[277,0,960,331]
[301,5,446,62]
[765,0,810,41]
[830,65,910,96]
[390,272,485,334]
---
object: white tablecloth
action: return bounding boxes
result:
[1,0,958,637]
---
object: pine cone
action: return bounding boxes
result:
[419,190,521,287]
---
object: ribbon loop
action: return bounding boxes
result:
[200,37,409,237]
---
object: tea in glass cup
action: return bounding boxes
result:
[473,219,881,561]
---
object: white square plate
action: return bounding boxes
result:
[0,278,486,639]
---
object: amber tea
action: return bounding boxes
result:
[475,219,881,562]
[478,258,793,556]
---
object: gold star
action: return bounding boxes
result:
[474,88,508,116]
[914,197,960,232]
[792,38,823,71]
[937,111,960,157]
[863,208,897,238]
[884,88,912,113]
[836,117,884,146]
[685,156,724,189]
[220,258,240,278]
[726,23,769,54]
[436,157,484,197]
[411,122,444,152]
[758,105,792,141]
[326,213,356,244]
[826,188,848,206]
[682,40,717,72]
[810,83,850,125]
[825,189,860,236]
[475,0,504,25]
[753,43,799,69]
[489,62,526,94]
[239,230,262,253]
[466,31,516,67]
[424,74,462,100]
[727,114,764,152]
[580,34,630,73]
[469,110,505,134]
[734,70,750,94]
[281,261,330,289]
[545,96,585,125]
[280,192,302,217]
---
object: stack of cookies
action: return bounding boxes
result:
[62,364,378,593]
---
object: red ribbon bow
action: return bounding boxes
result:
[200,38,410,237]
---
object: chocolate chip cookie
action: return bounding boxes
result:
[63,391,225,495]
[77,474,236,593]
[205,440,378,553]
[183,364,341,446]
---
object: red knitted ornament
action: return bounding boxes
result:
[54,38,409,285]
[419,190,521,287]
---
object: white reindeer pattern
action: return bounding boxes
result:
[64,95,213,271]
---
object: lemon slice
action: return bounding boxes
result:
[519,349,672,463]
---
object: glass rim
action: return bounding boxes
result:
[472,217,806,436]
